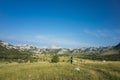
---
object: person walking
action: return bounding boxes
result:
[70,56,73,64]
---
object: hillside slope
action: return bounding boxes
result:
[0,40,31,62]
[78,45,120,61]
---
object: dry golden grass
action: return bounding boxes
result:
[0,59,120,80]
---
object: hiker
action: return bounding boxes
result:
[70,56,73,64]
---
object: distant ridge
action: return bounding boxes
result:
[0,40,120,61]
[0,39,120,54]
[114,43,120,50]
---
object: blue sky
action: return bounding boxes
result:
[0,0,120,48]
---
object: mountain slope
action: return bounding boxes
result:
[114,43,120,50]
[0,40,31,62]
[0,40,120,61]
[78,47,120,61]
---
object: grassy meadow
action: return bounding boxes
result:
[0,57,120,80]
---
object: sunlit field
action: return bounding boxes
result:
[0,59,120,80]
[0,0,120,80]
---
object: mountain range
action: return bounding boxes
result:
[0,40,120,54]
[0,40,120,61]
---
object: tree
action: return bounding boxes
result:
[51,54,59,63]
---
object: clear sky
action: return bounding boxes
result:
[0,0,120,48]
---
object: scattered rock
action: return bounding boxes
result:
[103,60,106,63]
[75,68,80,71]
[73,60,77,62]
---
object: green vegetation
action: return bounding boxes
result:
[77,49,120,61]
[51,54,59,63]
[0,45,32,62]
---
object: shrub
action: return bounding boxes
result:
[51,55,59,63]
